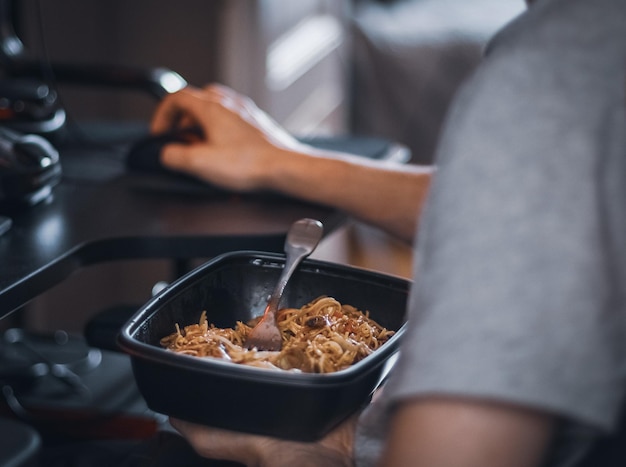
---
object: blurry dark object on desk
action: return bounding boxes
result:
[0,214,11,235]
[0,78,65,135]
[0,125,61,212]
[0,417,40,467]
[0,0,187,118]
[0,328,162,441]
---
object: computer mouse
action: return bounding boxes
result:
[0,126,62,207]
[124,126,231,196]
[125,126,203,175]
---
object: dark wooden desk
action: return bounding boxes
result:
[0,125,353,319]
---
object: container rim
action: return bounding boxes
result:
[118,327,404,385]
[117,250,410,384]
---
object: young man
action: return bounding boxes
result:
[150,0,626,465]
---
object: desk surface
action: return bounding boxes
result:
[0,125,349,319]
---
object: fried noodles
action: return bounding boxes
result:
[160,296,395,373]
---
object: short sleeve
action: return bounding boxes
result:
[384,0,626,434]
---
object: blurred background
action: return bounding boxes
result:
[8,0,524,333]
[15,0,524,160]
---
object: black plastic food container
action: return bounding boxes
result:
[118,251,410,441]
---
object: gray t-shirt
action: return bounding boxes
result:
[355,0,626,465]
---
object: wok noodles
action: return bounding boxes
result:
[160,296,394,373]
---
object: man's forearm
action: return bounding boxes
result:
[268,147,433,244]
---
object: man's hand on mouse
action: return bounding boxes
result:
[150,84,305,192]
